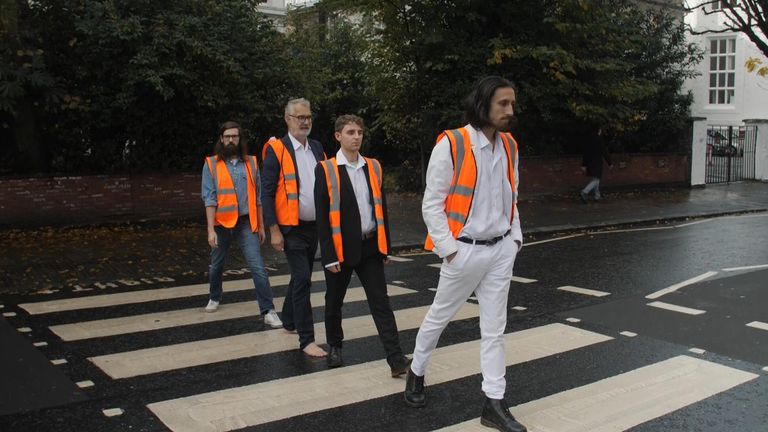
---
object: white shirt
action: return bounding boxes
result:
[289,133,317,221]
[422,125,522,258]
[337,150,376,235]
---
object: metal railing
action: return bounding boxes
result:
[705,125,757,184]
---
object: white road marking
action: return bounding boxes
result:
[147,324,612,432]
[645,271,718,299]
[620,331,637,337]
[689,348,706,355]
[557,286,611,297]
[33,341,48,347]
[50,286,415,341]
[17,327,32,333]
[428,263,442,269]
[511,306,527,311]
[435,356,757,432]
[76,380,95,388]
[386,256,413,262]
[511,276,537,283]
[102,408,123,417]
[591,226,675,234]
[722,264,768,272]
[647,301,706,316]
[3,312,17,317]
[746,321,768,331]
[91,303,480,379]
[675,219,713,228]
[565,317,581,323]
[524,233,584,246]
[20,271,325,315]
[51,359,68,365]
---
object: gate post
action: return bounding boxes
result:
[690,117,708,186]
[744,119,768,182]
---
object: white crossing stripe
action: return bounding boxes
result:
[746,321,768,331]
[17,327,32,333]
[557,286,610,297]
[511,306,527,311]
[33,341,48,347]
[689,348,706,355]
[147,323,611,431]
[620,331,637,337]
[645,271,717,299]
[19,271,325,315]
[50,286,415,341]
[565,317,581,323]
[428,263,441,269]
[386,256,413,262]
[91,303,481,379]
[647,301,706,315]
[51,359,68,365]
[3,312,17,317]
[435,356,757,432]
[76,380,95,388]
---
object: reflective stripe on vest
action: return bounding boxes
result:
[205,156,260,231]
[320,157,388,264]
[424,127,518,251]
[262,138,300,226]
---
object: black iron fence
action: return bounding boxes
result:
[705,125,757,184]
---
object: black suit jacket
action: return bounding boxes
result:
[314,158,391,268]
[261,134,325,233]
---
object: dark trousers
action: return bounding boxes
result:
[323,236,403,366]
[281,222,318,349]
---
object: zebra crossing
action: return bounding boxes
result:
[1,253,764,431]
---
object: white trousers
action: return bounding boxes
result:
[412,235,518,399]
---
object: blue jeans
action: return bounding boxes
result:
[209,218,275,314]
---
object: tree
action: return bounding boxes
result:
[685,1,768,58]
[2,0,291,174]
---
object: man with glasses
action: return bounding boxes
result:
[201,121,282,329]
[262,98,328,357]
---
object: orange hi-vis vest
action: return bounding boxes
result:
[205,155,260,232]
[319,157,388,264]
[262,138,301,226]
[424,127,518,251]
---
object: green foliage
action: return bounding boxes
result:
[2,0,288,174]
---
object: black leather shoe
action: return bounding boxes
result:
[403,367,426,408]
[390,355,412,378]
[480,397,527,432]
[327,346,343,368]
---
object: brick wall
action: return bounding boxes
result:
[0,153,688,227]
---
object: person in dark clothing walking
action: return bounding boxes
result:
[580,127,612,203]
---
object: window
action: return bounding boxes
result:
[708,38,736,105]
[710,0,735,11]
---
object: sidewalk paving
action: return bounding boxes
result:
[1,182,766,296]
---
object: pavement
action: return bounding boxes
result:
[1,181,767,296]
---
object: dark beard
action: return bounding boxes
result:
[223,143,239,159]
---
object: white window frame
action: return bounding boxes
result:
[707,37,736,105]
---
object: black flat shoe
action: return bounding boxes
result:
[327,346,343,368]
[403,367,426,408]
[390,355,411,378]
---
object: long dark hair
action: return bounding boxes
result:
[213,121,248,160]
[462,76,517,129]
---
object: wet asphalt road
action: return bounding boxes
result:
[1,213,767,431]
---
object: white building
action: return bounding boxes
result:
[684,1,768,126]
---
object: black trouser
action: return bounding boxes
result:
[323,236,403,366]
[281,222,318,350]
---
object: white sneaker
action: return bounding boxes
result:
[205,299,219,313]
[264,309,283,328]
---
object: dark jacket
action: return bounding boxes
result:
[582,134,612,179]
[261,134,325,232]
[314,159,391,268]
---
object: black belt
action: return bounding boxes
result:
[298,219,316,226]
[362,230,377,240]
[457,229,511,246]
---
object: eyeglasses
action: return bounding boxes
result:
[288,115,313,123]
[222,134,239,140]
